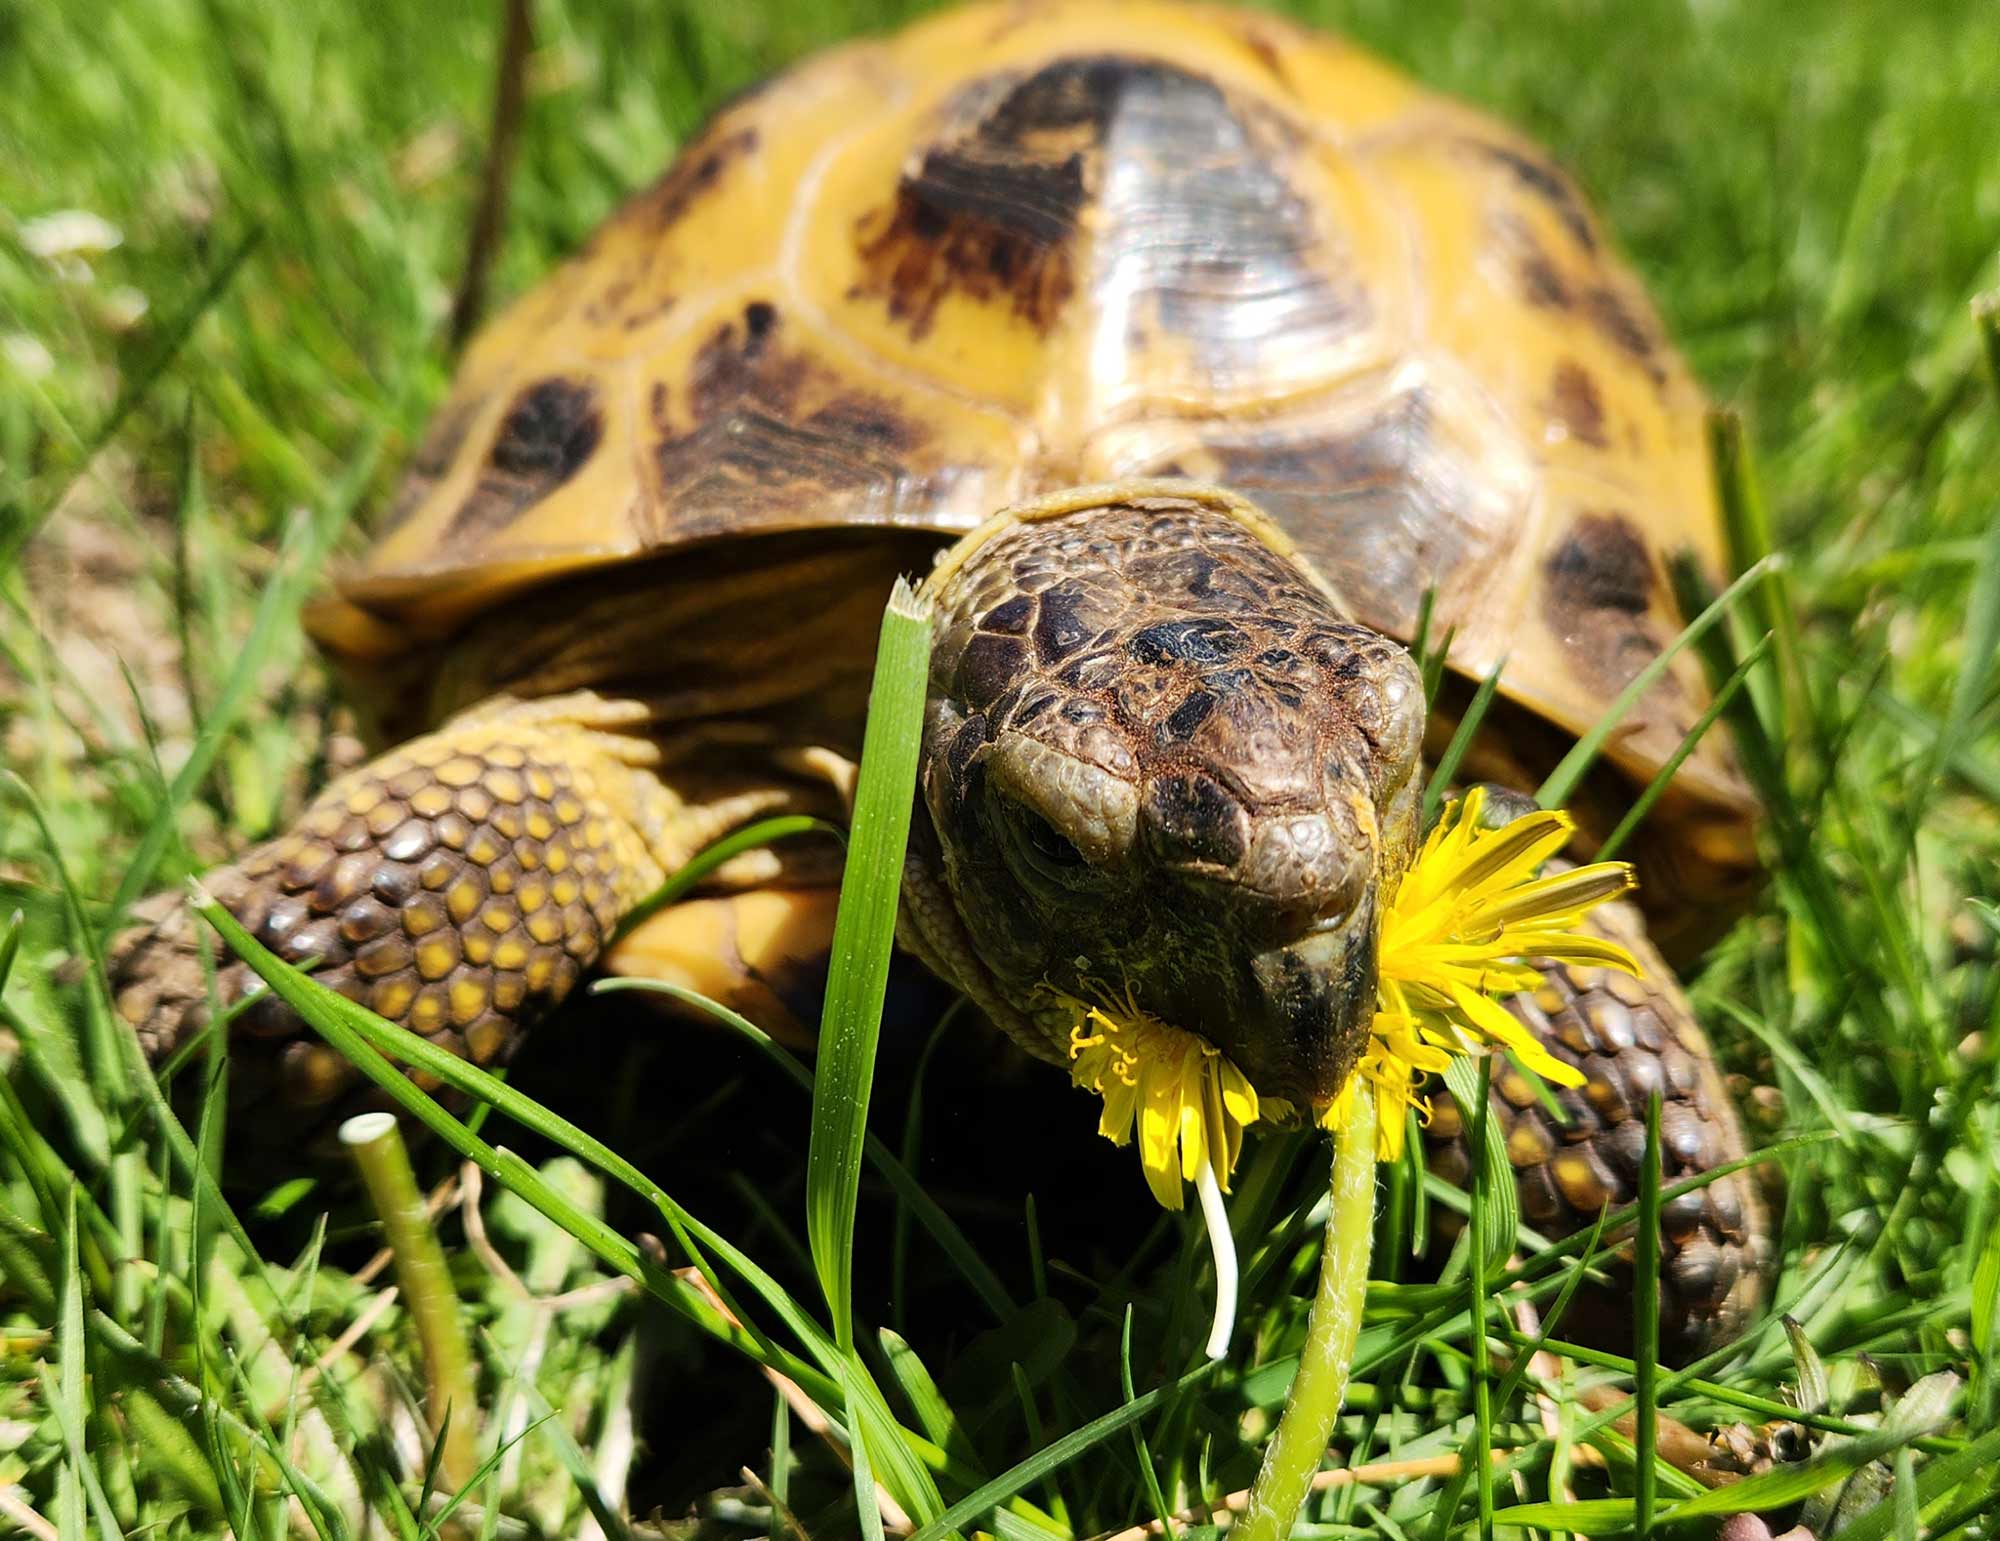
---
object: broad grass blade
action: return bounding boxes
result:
[806,578,931,1353]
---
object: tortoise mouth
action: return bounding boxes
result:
[1025,884,1382,1108]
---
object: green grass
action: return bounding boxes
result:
[3,0,1998,1535]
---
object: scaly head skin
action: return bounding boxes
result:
[909,484,1426,1116]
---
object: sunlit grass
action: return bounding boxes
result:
[1,0,1997,1535]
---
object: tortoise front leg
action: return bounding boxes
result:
[110,691,697,1124]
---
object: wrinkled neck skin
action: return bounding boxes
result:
[906,483,1426,1117]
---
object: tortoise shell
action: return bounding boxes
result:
[320,0,1753,868]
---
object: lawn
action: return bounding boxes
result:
[2,0,1997,1536]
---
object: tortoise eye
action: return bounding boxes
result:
[1021,808,1085,867]
[1000,800,1090,883]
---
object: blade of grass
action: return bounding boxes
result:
[1708,410,1803,742]
[1872,689,2000,802]
[1120,1305,1174,1536]
[1425,656,1508,822]
[3,771,144,1322]
[108,432,381,924]
[0,908,21,994]
[1490,1498,1635,1531]
[807,576,931,1355]
[1976,292,2000,403]
[879,1329,983,1476]
[1445,1056,1518,1277]
[54,1189,90,1541]
[848,1361,890,1541]
[1894,1447,1920,1541]
[1634,1093,1662,1541]
[1469,1056,1496,1541]
[909,1360,1220,1541]
[771,1392,792,1512]
[1932,497,2000,787]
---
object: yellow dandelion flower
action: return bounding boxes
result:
[1056,987,1261,1210]
[1052,788,1636,1360]
[1060,786,1640,1197]
[1318,785,1639,1160]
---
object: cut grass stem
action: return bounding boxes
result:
[339,1111,479,1494]
[1235,1091,1379,1541]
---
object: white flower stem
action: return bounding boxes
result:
[1195,1156,1239,1361]
[1235,1089,1379,1541]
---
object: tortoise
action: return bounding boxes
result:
[109,0,1770,1352]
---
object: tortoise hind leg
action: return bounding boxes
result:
[1425,894,1771,1362]
[109,691,699,1130]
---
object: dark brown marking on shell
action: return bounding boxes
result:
[1194,387,1470,639]
[1549,360,1609,447]
[639,125,759,232]
[851,62,1095,338]
[1234,20,1295,91]
[1582,282,1666,382]
[651,308,934,530]
[1543,512,1674,694]
[442,378,603,546]
[1501,214,1574,310]
[852,55,1354,364]
[1497,214,1667,384]
[1465,138,1598,251]
[1548,512,1654,615]
[492,379,601,481]
[377,397,483,537]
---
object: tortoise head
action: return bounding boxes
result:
[912,483,1425,1114]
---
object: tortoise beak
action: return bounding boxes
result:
[1235,895,1380,1109]
[1136,890,1379,1111]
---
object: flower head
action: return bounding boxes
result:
[1056,986,1260,1209]
[1320,786,1639,1160]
